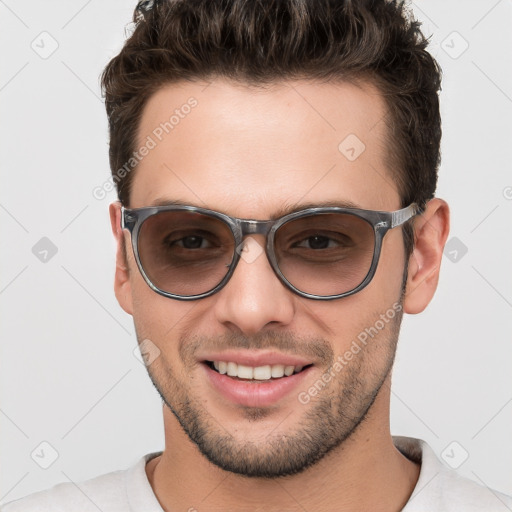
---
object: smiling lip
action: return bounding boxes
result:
[204,364,313,407]
[197,350,312,368]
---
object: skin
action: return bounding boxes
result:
[109,78,449,511]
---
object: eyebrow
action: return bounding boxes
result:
[148,197,362,220]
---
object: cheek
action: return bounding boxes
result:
[309,232,405,354]
[130,292,196,388]
[372,228,407,301]
[129,275,193,349]
[129,279,215,386]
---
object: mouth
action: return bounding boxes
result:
[203,360,313,381]
[200,356,315,408]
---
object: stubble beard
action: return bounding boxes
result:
[140,301,403,479]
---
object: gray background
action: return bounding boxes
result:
[1,0,511,505]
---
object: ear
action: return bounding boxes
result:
[403,198,450,314]
[109,202,134,315]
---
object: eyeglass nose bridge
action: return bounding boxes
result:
[231,219,280,266]
[235,219,275,237]
[230,219,277,268]
[225,218,287,296]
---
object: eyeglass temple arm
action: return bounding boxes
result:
[120,206,134,230]
[391,203,422,228]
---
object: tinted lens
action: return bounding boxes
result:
[274,212,375,296]
[138,210,235,296]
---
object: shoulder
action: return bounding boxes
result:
[1,470,125,512]
[394,436,512,512]
[432,468,512,510]
[1,453,161,512]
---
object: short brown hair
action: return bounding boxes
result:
[101,0,442,255]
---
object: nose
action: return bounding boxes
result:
[212,236,296,335]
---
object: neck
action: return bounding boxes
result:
[147,382,420,512]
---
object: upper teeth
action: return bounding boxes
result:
[212,361,304,380]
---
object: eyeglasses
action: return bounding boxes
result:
[121,202,420,301]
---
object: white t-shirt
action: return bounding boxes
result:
[2,437,511,511]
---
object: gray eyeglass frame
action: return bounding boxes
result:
[121,202,421,301]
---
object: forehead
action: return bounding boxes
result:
[131,78,400,215]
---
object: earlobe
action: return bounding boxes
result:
[403,198,450,315]
[109,202,134,315]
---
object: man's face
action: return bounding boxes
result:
[116,79,408,477]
